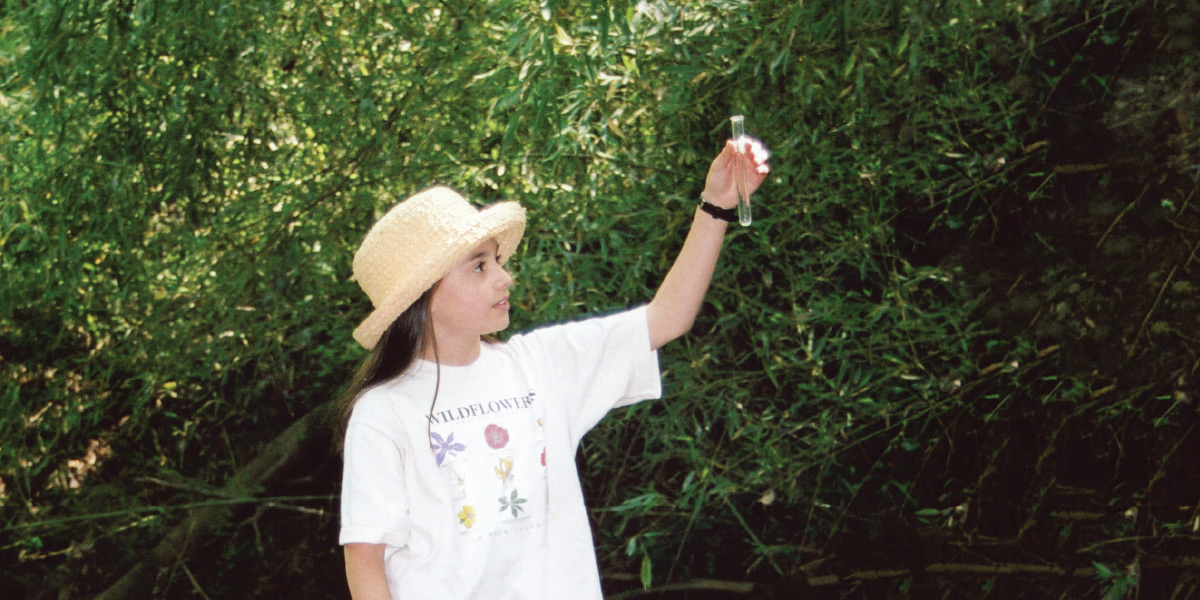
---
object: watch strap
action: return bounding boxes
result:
[698,199,737,222]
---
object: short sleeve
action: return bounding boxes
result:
[507,305,661,446]
[339,421,411,548]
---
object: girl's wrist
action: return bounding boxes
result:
[699,190,736,208]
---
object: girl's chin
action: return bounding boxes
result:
[486,317,510,335]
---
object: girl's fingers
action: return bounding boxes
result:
[734,137,770,166]
[752,144,770,164]
[727,139,742,158]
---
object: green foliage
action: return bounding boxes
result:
[3,0,1197,597]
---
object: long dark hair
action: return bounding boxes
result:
[335,286,438,453]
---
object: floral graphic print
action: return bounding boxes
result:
[484,424,509,449]
[457,505,476,529]
[430,431,465,466]
[494,457,514,483]
[498,489,527,517]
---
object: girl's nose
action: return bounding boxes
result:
[497,266,514,289]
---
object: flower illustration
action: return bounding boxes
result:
[540,448,546,466]
[494,457,514,482]
[443,466,467,499]
[484,424,509,449]
[430,431,466,466]
[457,505,476,529]
[498,489,526,518]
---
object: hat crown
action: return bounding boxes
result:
[353,187,477,306]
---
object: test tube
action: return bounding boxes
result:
[729,115,752,226]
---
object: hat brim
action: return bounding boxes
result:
[352,201,526,350]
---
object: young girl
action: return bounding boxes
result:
[339,138,769,599]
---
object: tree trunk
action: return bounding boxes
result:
[94,403,336,600]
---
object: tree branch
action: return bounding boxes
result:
[94,403,335,600]
[804,556,1200,586]
[604,577,755,599]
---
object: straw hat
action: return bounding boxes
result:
[352,186,526,349]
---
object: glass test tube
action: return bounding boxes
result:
[729,115,752,226]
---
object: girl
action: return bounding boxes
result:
[339,138,769,599]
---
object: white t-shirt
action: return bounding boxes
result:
[340,306,661,599]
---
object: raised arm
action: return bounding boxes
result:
[646,138,770,350]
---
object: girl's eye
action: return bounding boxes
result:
[474,262,485,272]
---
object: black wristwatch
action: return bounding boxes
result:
[698,198,737,222]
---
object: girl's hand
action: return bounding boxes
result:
[701,137,770,209]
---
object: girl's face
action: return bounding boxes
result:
[429,238,514,342]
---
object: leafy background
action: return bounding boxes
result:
[2,0,1198,598]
